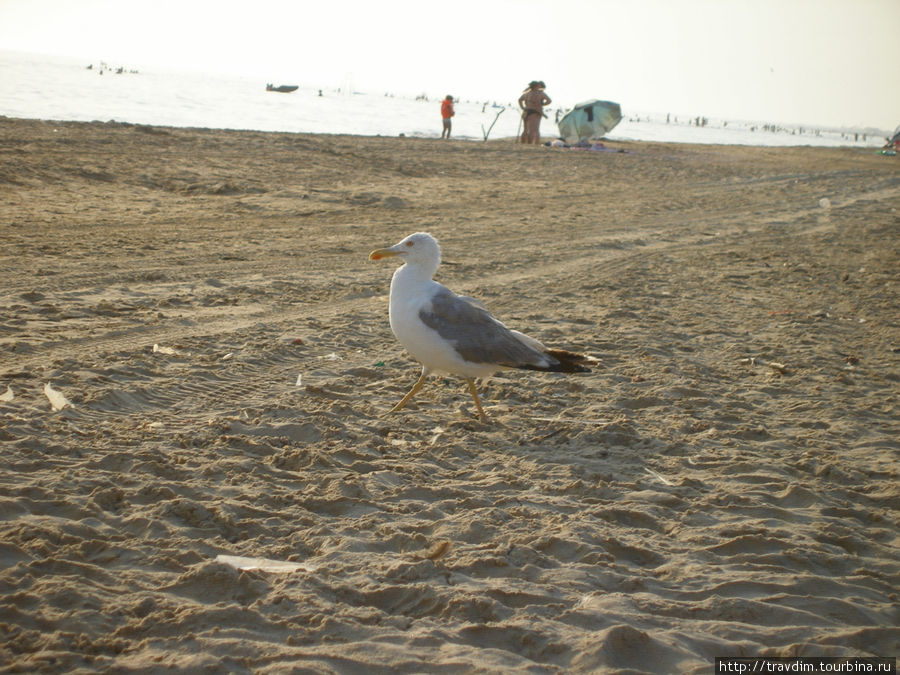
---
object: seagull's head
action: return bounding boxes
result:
[369,232,441,271]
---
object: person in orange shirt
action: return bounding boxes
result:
[441,95,455,139]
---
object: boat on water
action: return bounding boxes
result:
[266,84,298,93]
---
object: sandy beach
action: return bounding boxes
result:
[0,117,898,673]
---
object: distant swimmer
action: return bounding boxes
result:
[518,80,551,144]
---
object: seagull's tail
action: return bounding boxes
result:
[545,349,596,373]
[519,348,596,373]
[506,331,596,373]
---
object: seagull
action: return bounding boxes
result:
[369,232,594,421]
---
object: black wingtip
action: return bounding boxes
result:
[542,348,596,373]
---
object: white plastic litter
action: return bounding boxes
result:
[43,383,71,411]
[0,386,13,402]
[644,467,674,486]
[215,554,316,573]
[153,344,178,355]
[295,374,302,387]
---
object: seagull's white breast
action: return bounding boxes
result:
[388,267,496,378]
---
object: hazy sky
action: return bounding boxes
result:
[1,0,897,129]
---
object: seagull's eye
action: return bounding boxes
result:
[405,241,414,247]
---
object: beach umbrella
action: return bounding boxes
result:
[557,100,622,144]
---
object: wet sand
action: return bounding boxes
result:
[1,117,898,673]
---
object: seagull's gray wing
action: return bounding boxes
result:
[419,286,552,368]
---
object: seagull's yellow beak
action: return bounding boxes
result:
[369,247,401,261]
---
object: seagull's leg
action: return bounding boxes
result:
[390,367,429,413]
[466,378,489,422]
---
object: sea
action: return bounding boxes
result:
[0,50,888,148]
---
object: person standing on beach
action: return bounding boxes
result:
[441,95,455,139]
[518,81,551,144]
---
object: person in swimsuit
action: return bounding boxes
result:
[441,95,455,139]
[518,81,551,144]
